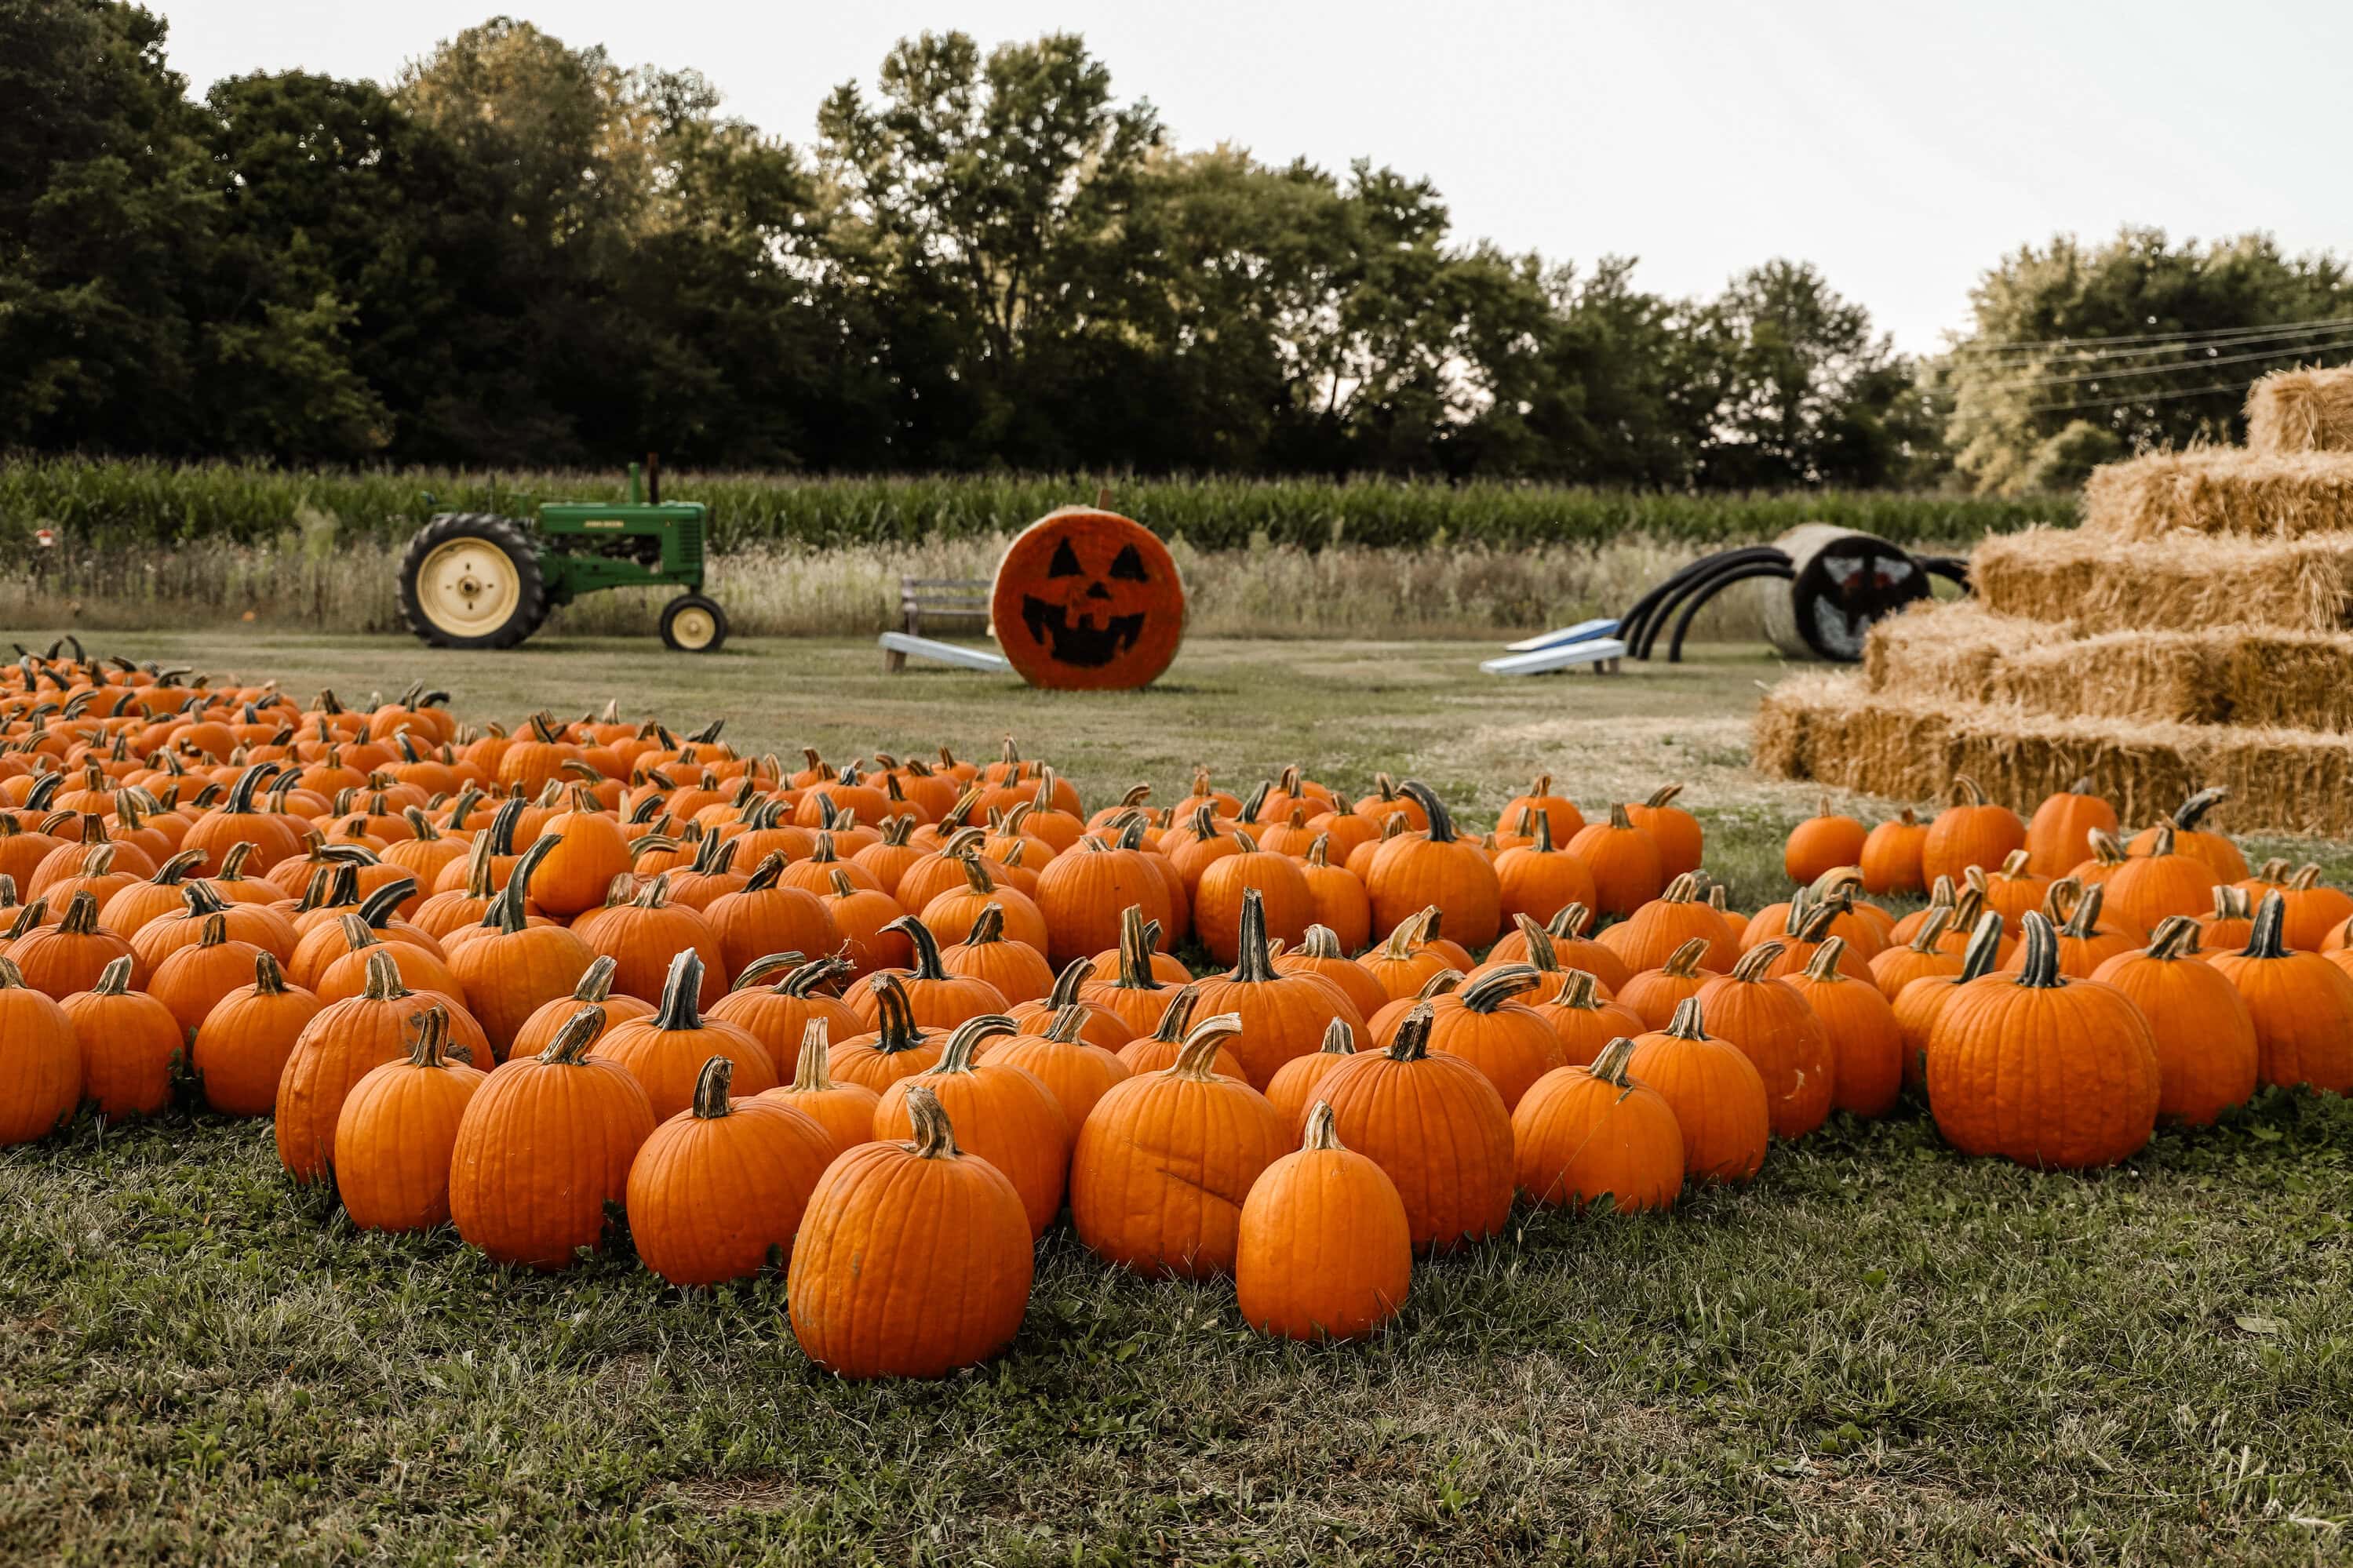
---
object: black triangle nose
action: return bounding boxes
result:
[1085,582,1112,599]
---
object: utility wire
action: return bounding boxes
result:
[2017,377,2282,417]
[1946,312,2353,358]
[1962,331,2353,393]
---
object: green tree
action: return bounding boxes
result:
[1944,227,2353,493]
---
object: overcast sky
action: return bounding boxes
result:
[150,0,2351,353]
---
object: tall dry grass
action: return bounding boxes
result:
[0,512,1868,642]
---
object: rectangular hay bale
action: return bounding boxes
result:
[1864,602,2040,704]
[2247,365,2353,457]
[1969,526,2353,634]
[1751,676,2353,835]
[2081,449,2353,540]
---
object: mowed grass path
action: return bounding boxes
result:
[5,634,2352,1565]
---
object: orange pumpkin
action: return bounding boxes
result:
[1624,997,1769,1185]
[1566,804,1665,919]
[1512,1035,1685,1211]
[627,1055,837,1286]
[1781,937,1902,1119]
[1236,1101,1412,1342]
[1783,795,1866,885]
[333,1006,486,1232]
[60,955,178,1119]
[872,1015,1071,1238]
[2090,918,2256,1126]
[1920,775,2026,886]
[754,1018,882,1157]
[989,507,1186,691]
[2025,777,2118,879]
[2209,891,2353,1094]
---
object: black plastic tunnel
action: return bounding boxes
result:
[1666,562,1794,663]
[1618,547,1787,657]
[1638,555,1795,660]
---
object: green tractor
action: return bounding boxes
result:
[398,457,728,652]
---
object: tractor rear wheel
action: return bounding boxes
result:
[660,594,729,653]
[399,513,548,649]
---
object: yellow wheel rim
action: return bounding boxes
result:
[416,540,522,638]
[669,606,717,650]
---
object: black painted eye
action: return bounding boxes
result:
[1109,544,1149,582]
[1047,539,1085,577]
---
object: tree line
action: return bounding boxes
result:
[7,3,2350,494]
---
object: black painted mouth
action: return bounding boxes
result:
[1022,596,1145,668]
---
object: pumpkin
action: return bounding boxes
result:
[530,786,634,917]
[1362,781,1502,948]
[1235,1101,1412,1342]
[333,1006,485,1232]
[1624,998,1770,1184]
[190,952,325,1116]
[0,956,81,1145]
[1262,1018,1359,1130]
[990,506,1186,690]
[1273,924,1390,1021]
[8,890,135,999]
[1920,774,2027,886]
[1500,774,1583,843]
[853,916,1010,1029]
[787,1083,1034,1377]
[1781,937,1902,1119]
[1492,812,1598,928]
[1076,905,1183,1036]
[2209,891,2353,1094]
[1566,804,1666,919]
[1695,941,1834,1139]
[626,1055,837,1286]
[705,853,841,980]
[2277,865,2353,953]
[1296,835,1372,954]
[1193,828,1314,968]
[1615,938,1718,1030]
[2100,824,2220,935]
[449,1005,657,1270]
[1524,968,1647,1068]
[1624,783,1703,880]
[918,853,1049,956]
[1313,1002,1515,1256]
[2008,881,2139,979]
[1857,808,1928,896]
[873,1015,1071,1238]
[509,953,657,1060]
[815,868,913,977]
[938,902,1057,1006]
[2026,777,2118,879]
[275,949,450,1182]
[1887,906,2003,1093]
[1012,955,1133,1050]
[576,872,725,1008]
[1405,964,1564,1111]
[445,836,595,1060]
[2200,884,2257,954]
[2127,786,2249,882]
[592,949,780,1122]
[97,846,209,936]
[2090,918,2257,1126]
[146,912,266,1035]
[984,1002,1131,1129]
[1357,907,1462,1002]
[1070,1010,1288,1278]
[1867,904,1957,1002]
[1925,911,2160,1169]
[1598,872,1740,974]
[1033,830,1173,970]
[1189,888,1364,1089]
[1116,984,1247,1080]
[830,973,947,1093]
[1512,1035,1685,1211]
[1744,870,1885,962]
[1783,796,1867,885]
[1490,904,1630,991]
[1977,850,2049,926]
[1751,899,1871,982]
[755,1018,881,1156]
[60,955,178,1119]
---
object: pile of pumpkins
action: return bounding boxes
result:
[0,650,2344,1378]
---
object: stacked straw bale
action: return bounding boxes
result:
[2249,366,2353,457]
[1755,366,2353,834]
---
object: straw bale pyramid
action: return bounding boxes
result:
[1754,365,2353,834]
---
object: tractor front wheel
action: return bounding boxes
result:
[660,594,729,653]
[399,513,548,649]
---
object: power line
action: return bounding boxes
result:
[1950,315,2353,362]
[2018,377,2276,417]
[1967,331,2353,393]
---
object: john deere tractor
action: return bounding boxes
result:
[398,458,728,652]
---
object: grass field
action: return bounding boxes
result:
[5,633,2353,1565]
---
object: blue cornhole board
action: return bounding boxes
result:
[1481,636,1627,677]
[1502,617,1619,654]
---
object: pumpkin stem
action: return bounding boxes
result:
[539,1004,608,1064]
[1040,1003,1090,1044]
[2144,915,2202,960]
[1951,773,1987,807]
[1801,937,1847,982]
[901,1083,963,1160]
[1512,912,1560,971]
[1660,937,1711,980]
[1662,995,1710,1041]
[1659,872,1701,905]
[884,915,952,981]
[2169,786,2229,833]
[2289,863,2325,893]
[1041,955,1091,1011]
[934,1014,1017,1072]
[1903,905,1953,955]
[1459,965,1539,1012]
[1415,967,1463,999]
[1956,911,2005,980]
[1294,924,1344,962]
[406,1005,453,1069]
[1730,941,1783,982]
[1148,982,1200,1043]
[1547,969,1603,1010]
[1300,1100,1347,1153]
[489,833,559,935]
[1545,903,1594,940]
[2242,890,2293,961]
[791,1021,838,1090]
[1230,888,1279,984]
[863,973,927,1053]
[1383,1001,1437,1061]
[1998,849,2031,878]
[1397,780,1455,843]
[960,904,1008,948]
[1608,802,1636,832]
[2210,884,2250,922]
[2060,882,2108,940]
[55,890,102,936]
[652,948,708,1030]
[1171,1011,1246,1079]
[1589,1035,1639,1088]
[2012,911,2067,988]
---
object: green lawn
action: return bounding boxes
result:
[5,634,2351,1565]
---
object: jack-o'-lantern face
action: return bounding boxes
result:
[991,508,1186,690]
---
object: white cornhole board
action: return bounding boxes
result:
[880,631,1011,673]
[1502,617,1619,653]
[1481,636,1627,676]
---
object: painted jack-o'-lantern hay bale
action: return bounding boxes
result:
[990,507,1186,691]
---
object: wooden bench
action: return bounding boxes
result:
[887,577,992,671]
